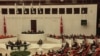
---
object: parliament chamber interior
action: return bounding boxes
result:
[0,0,100,56]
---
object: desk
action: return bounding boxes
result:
[6,44,30,50]
[19,34,46,42]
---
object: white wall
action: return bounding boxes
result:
[0,4,97,36]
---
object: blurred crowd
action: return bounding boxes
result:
[32,34,100,56]
[32,40,100,56]
[48,34,100,39]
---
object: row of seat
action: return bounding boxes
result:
[32,40,100,56]
[48,34,100,39]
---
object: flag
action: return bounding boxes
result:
[60,16,63,35]
[3,16,7,35]
[60,16,65,43]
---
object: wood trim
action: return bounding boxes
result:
[0,0,98,5]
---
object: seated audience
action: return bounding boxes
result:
[90,41,98,52]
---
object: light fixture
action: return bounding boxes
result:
[60,0,64,2]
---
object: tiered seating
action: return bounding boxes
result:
[32,40,100,56]
[32,34,100,56]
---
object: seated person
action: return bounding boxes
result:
[79,41,90,56]
[81,40,86,48]
[38,30,41,34]
[27,30,31,34]
[15,40,22,45]
[65,42,69,48]
[62,42,70,52]
[8,41,14,45]
[22,31,27,34]
[37,39,43,46]
[23,41,27,45]
[90,41,98,52]
[41,30,44,33]
[72,41,79,50]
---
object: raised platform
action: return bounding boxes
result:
[19,34,46,42]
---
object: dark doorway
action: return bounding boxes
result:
[31,20,37,33]
[97,5,100,35]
